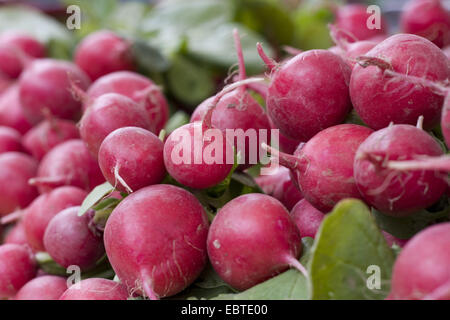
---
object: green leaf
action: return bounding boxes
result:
[164,111,190,134]
[309,199,395,300]
[212,237,313,300]
[78,182,115,217]
[132,39,170,74]
[0,6,72,45]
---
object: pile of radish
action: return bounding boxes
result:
[0,0,449,301]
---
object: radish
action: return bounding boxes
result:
[163,122,233,189]
[75,30,134,81]
[190,30,271,168]
[14,275,67,300]
[389,222,450,300]
[0,31,46,58]
[19,59,91,124]
[79,93,153,157]
[290,199,325,239]
[4,222,28,246]
[0,74,11,94]
[60,278,129,300]
[354,123,447,216]
[401,0,450,48]
[443,45,450,58]
[350,34,449,130]
[255,166,303,211]
[0,244,37,299]
[85,71,169,135]
[257,45,352,141]
[22,119,79,161]
[0,126,23,154]
[98,127,166,193]
[263,124,373,212]
[104,184,209,299]
[334,4,388,42]
[0,152,38,216]
[23,186,88,252]
[207,193,305,291]
[30,139,104,193]
[0,85,33,134]
[44,206,105,270]
[0,44,27,79]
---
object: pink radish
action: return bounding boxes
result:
[15,275,67,300]
[334,4,388,42]
[401,0,450,48]
[0,244,37,299]
[30,139,104,193]
[258,45,352,141]
[60,278,129,300]
[264,124,373,212]
[79,93,153,157]
[290,199,325,239]
[389,222,450,300]
[75,30,134,81]
[22,119,79,161]
[0,85,33,134]
[0,126,23,154]
[163,122,233,189]
[23,186,88,251]
[85,71,169,135]
[19,59,91,124]
[44,206,105,270]
[354,123,447,216]
[207,193,305,291]
[350,34,449,130]
[0,32,46,58]
[98,127,166,193]
[0,44,27,79]
[104,184,209,299]
[0,152,38,216]
[190,30,271,168]
[255,166,303,211]
[4,222,28,246]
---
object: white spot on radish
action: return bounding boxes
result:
[213,239,221,249]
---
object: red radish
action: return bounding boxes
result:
[75,30,134,81]
[0,85,33,134]
[354,123,447,216]
[382,231,409,248]
[22,119,79,161]
[0,152,38,216]
[389,222,450,300]
[4,222,28,246]
[0,32,46,58]
[190,30,271,168]
[258,45,352,141]
[163,122,233,189]
[30,139,104,193]
[443,45,450,58]
[85,71,169,135]
[0,44,27,79]
[442,93,450,147]
[255,166,303,211]
[19,59,91,124]
[79,93,153,157]
[401,0,450,48]
[0,244,36,298]
[44,206,105,270]
[334,4,388,42]
[15,275,67,300]
[350,34,449,130]
[268,117,300,155]
[98,127,166,193]
[0,74,11,94]
[22,186,88,251]
[60,278,129,300]
[207,193,305,291]
[290,199,325,239]
[0,126,23,154]
[264,124,373,212]
[104,184,209,299]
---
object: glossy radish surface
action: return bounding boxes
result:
[59,278,129,300]
[99,127,166,193]
[0,126,23,154]
[290,199,325,239]
[0,85,33,134]
[15,275,67,300]
[104,184,209,299]
[0,32,46,58]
